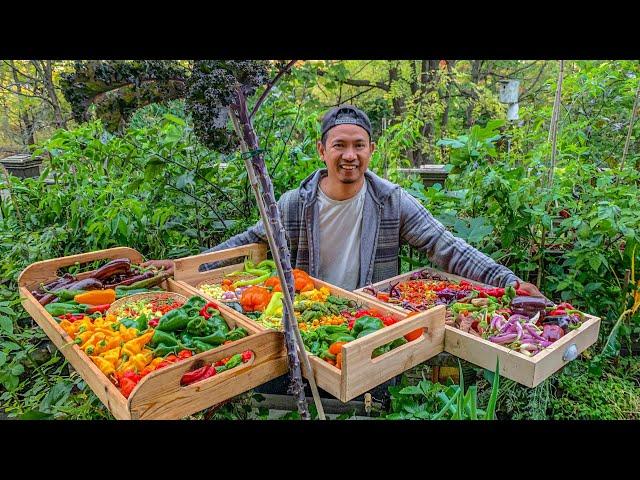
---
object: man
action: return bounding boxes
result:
[147,104,542,296]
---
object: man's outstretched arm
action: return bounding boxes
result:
[399,189,543,296]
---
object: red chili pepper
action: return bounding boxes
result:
[557,302,575,310]
[180,366,209,386]
[148,318,159,328]
[516,289,529,296]
[199,302,219,319]
[381,316,398,326]
[548,309,566,316]
[241,350,252,362]
[86,303,111,314]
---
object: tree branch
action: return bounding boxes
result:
[249,60,298,119]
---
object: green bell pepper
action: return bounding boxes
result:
[153,344,181,357]
[351,316,384,338]
[156,308,190,332]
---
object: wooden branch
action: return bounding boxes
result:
[316,68,390,92]
[249,59,298,119]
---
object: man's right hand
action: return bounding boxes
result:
[141,260,175,277]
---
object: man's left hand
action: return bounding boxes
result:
[516,281,545,298]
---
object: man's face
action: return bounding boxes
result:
[317,124,375,185]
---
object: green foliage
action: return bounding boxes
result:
[549,359,640,420]
[385,359,500,420]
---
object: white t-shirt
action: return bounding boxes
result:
[317,182,367,290]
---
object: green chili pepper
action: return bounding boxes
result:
[186,317,209,336]
[151,329,179,347]
[153,344,181,357]
[232,271,272,288]
[256,259,276,271]
[193,328,227,346]
[45,302,89,316]
[222,353,243,370]
[192,340,213,354]
[225,327,248,342]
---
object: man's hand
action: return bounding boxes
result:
[516,281,545,298]
[141,260,175,277]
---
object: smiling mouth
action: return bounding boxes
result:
[339,165,358,171]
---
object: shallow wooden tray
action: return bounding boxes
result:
[354,267,601,388]
[18,247,288,419]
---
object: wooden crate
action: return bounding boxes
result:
[18,247,288,420]
[354,268,602,388]
[173,246,446,402]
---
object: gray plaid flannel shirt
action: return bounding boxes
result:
[201,169,520,289]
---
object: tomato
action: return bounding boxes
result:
[404,328,424,342]
[335,352,342,370]
[328,341,346,356]
[119,378,137,398]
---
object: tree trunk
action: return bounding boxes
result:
[465,60,483,128]
[10,61,35,147]
[42,61,66,129]
[388,62,405,118]
[440,61,455,162]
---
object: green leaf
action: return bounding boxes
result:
[484,357,500,420]
[0,316,13,335]
[39,380,73,413]
[398,385,424,396]
[0,373,19,390]
[0,306,15,315]
[0,351,6,367]
[10,364,24,376]
[588,255,601,271]
[19,410,54,420]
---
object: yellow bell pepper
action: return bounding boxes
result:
[121,331,155,357]
[91,355,116,376]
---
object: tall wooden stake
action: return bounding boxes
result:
[229,88,326,420]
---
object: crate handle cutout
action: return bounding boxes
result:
[173,243,268,282]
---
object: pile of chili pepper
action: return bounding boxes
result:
[180,350,253,386]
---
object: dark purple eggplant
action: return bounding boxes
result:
[33,274,76,296]
[103,271,154,289]
[90,258,131,280]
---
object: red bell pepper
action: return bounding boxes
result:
[148,318,159,328]
[241,350,253,362]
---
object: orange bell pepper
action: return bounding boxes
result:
[74,289,116,306]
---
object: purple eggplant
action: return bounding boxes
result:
[489,333,518,344]
[90,258,131,280]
